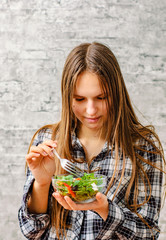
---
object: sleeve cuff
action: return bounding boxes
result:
[96,199,125,239]
[22,175,50,222]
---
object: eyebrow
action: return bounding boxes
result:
[73,93,105,98]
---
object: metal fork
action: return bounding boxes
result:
[52,148,84,177]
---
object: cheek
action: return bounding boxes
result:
[72,104,81,117]
[104,98,110,114]
[104,104,108,114]
[102,104,109,120]
[72,103,76,112]
[101,101,107,112]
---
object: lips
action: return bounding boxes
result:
[85,116,101,123]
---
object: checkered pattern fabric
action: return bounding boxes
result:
[18,128,163,239]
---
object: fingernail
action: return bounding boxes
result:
[51,152,54,157]
[43,152,48,156]
[35,153,40,156]
[52,193,56,198]
[97,192,102,199]
[53,193,59,199]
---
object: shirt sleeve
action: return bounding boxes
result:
[96,140,163,240]
[18,128,53,239]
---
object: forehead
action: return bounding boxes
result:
[74,71,103,95]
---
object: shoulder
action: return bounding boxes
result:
[32,125,53,146]
[135,134,163,167]
[135,133,159,150]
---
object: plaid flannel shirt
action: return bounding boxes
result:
[18,128,163,239]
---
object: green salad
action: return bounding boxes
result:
[52,173,105,202]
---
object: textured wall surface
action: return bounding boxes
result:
[0,0,165,239]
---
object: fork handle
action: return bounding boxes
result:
[52,148,61,160]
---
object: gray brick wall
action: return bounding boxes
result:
[0,0,165,239]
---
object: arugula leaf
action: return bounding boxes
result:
[53,173,105,202]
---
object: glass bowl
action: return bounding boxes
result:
[52,173,107,203]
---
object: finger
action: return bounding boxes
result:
[30,145,53,158]
[26,152,41,161]
[30,145,48,156]
[52,192,72,210]
[26,152,40,163]
[38,144,55,158]
[42,140,58,148]
[63,196,97,211]
[64,193,106,211]
[95,192,108,209]
[96,192,107,204]
[95,192,109,220]
[64,196,79,210]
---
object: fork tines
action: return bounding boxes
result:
[64,163,84,177]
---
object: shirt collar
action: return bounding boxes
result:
[71,132,112,157]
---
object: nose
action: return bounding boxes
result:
[86,100,97,116]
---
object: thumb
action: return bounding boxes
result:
[96,192,105,202]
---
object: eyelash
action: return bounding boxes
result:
[97,96,107,100]
[75,98,84,101]
[75,96,107,101]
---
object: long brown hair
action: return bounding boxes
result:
[28,42,165,239]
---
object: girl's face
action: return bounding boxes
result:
[72,71,108,133]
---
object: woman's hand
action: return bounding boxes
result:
[52,192,109,221]
[26,140,57,186]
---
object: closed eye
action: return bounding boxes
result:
[97,96,107,100]
[75,98,84,101]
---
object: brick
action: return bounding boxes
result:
[0,0,166,239]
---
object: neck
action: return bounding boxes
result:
[78,125,106,141]
[77,125,106,162]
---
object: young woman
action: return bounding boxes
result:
[18,42,165,240]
